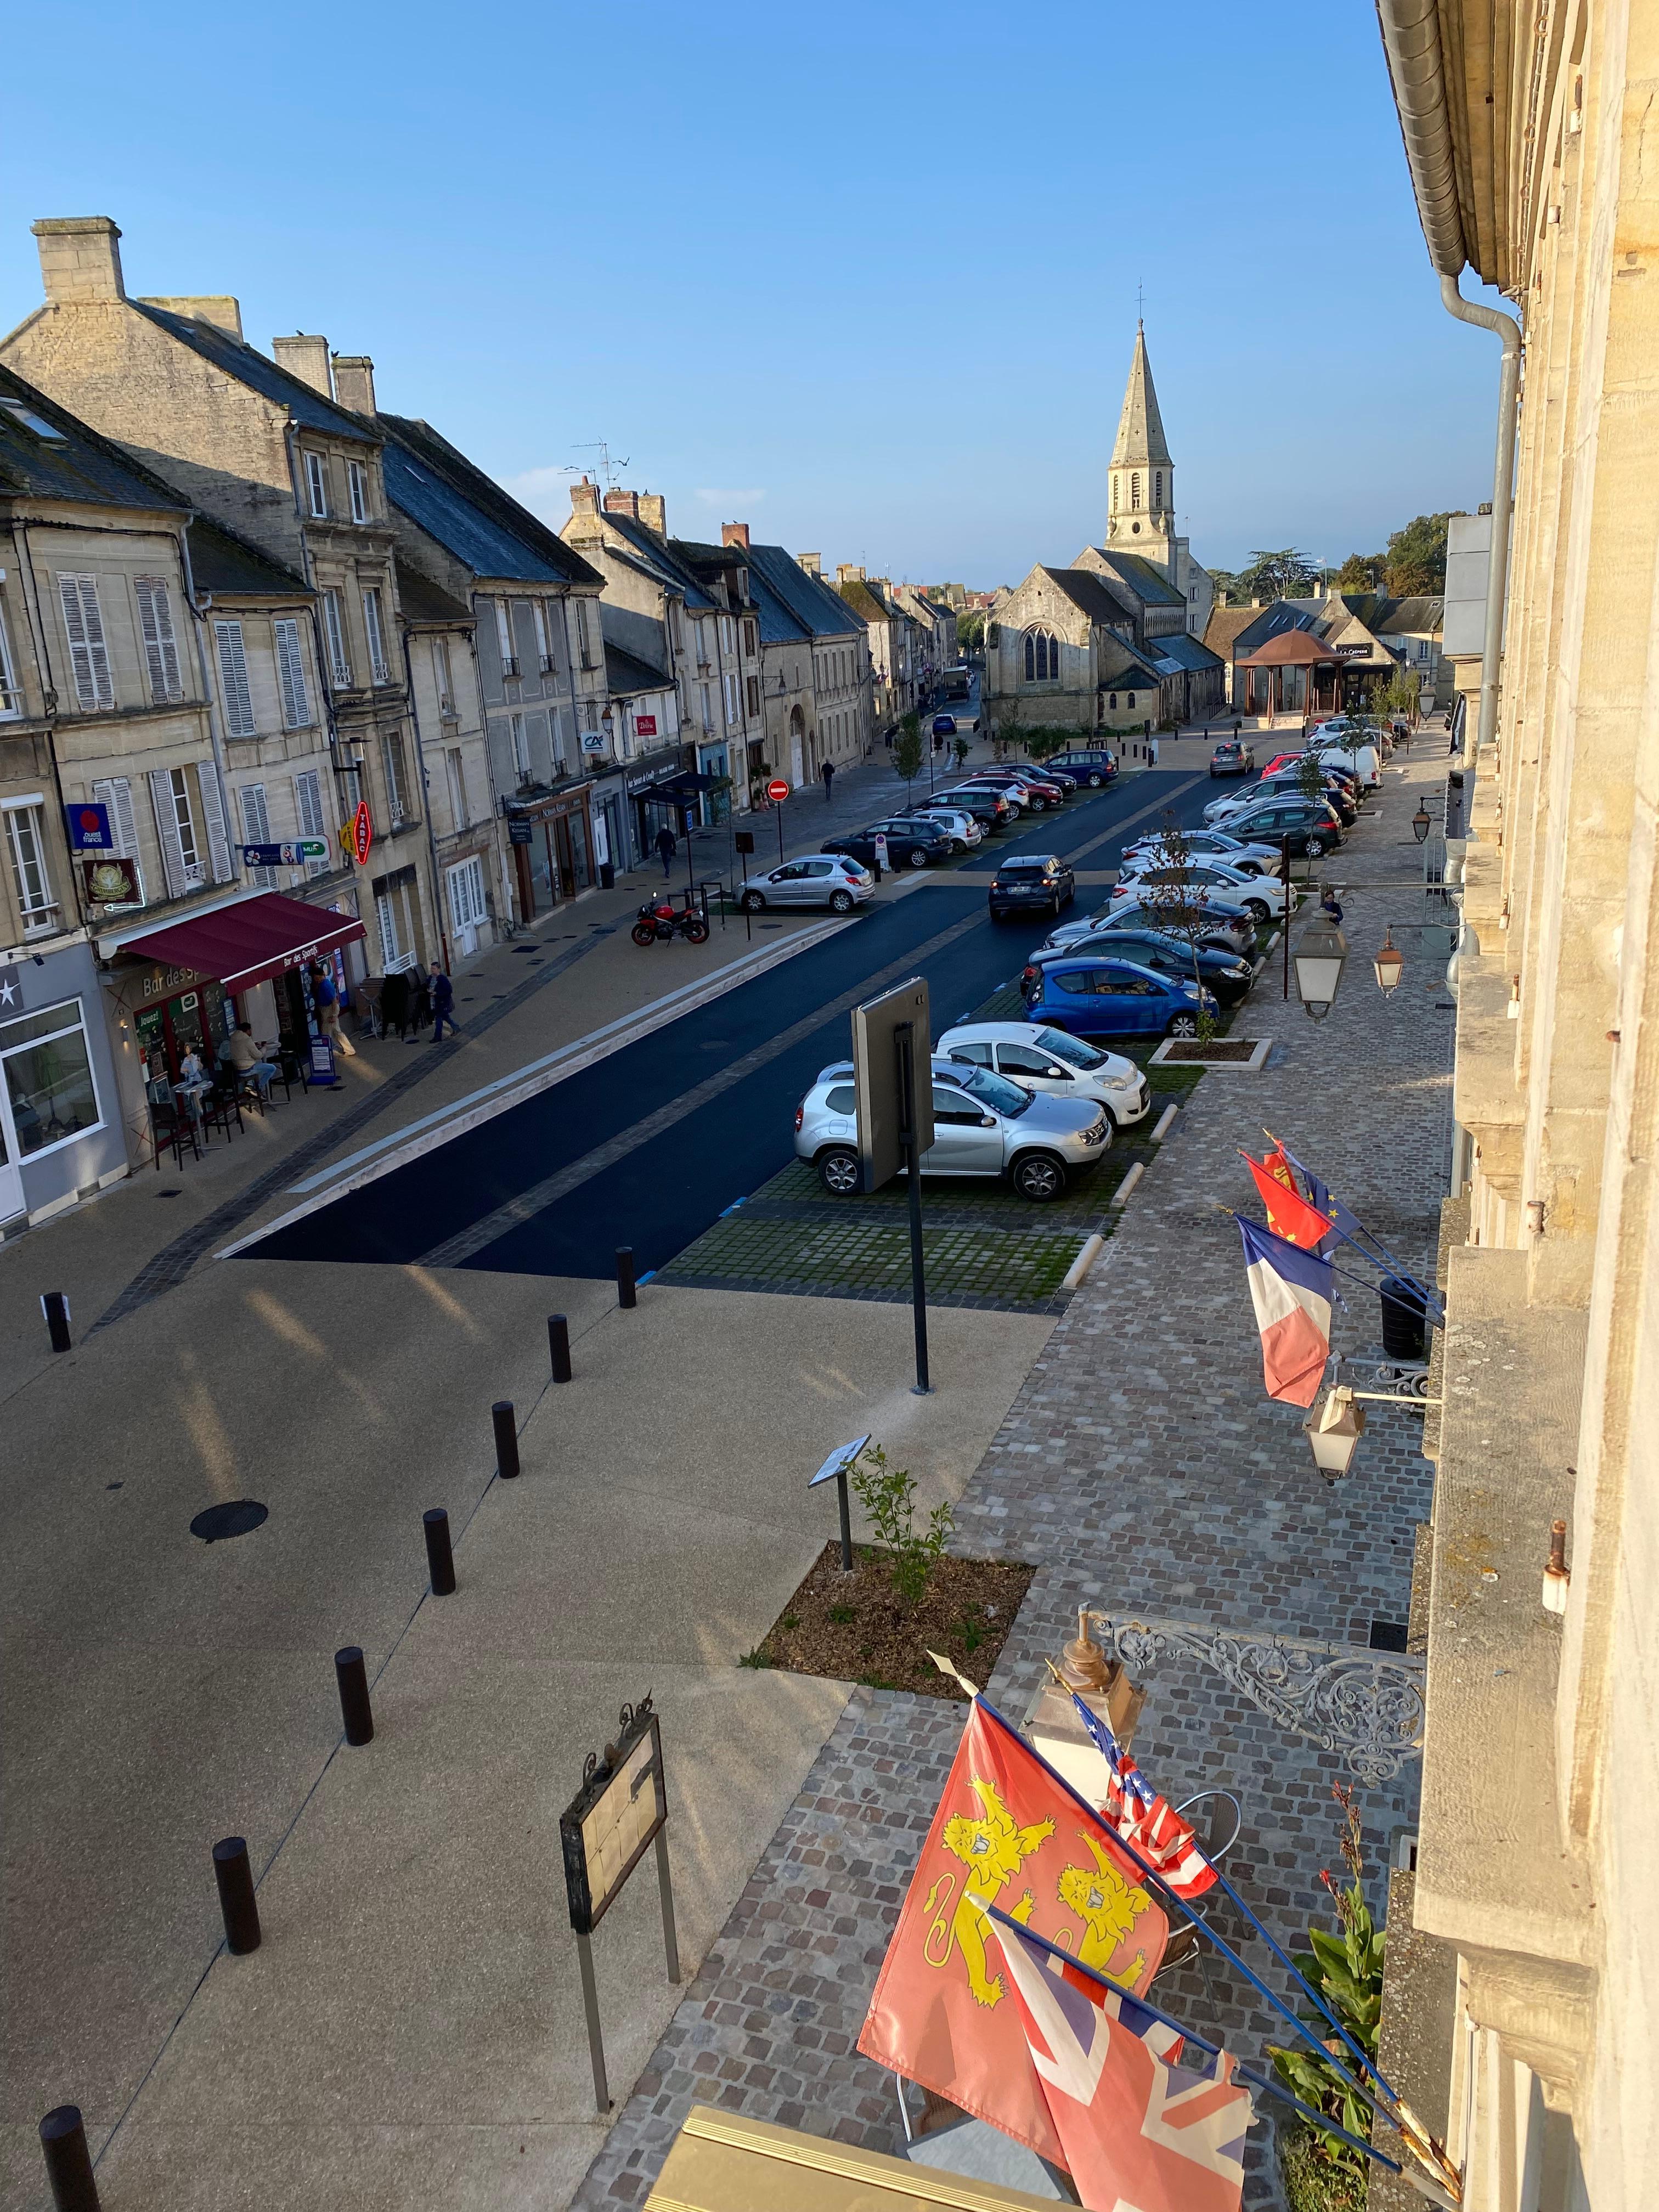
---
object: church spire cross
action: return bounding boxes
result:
[1109,319,1172,472]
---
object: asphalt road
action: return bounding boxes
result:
[242,765,1216,1280]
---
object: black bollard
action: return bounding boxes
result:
[423,1506,456,1596]
[39,2106,100,2212]
[549,1312,572,1385]
[42,1293,71,1355]
[493,1400,520,1480]
[212,1836,261,1955]
[334,1645,374,1746]
[616,1246,637,1310]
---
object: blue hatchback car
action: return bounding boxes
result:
[1026,956,1217,1041]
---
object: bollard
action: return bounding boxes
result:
[42,1293,71,1355]
[39,2106,100,2212]
[549,1312,572,1385]
[334,1645,374,1746]
[616,1246,637,1311]
[423,1506,456,1595]
[212,1836,261,1955]
[492,1399,520,1480]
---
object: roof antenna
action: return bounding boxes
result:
[562,441,630,490]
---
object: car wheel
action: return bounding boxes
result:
[1011,1150,1067,1202]
[1305,836,1326,859]
[907,847,931,868]
[816,1146,860,1197]
[1166,1012,1200,1039]
[1243,898,1270,924]
[828,889,854,914]
[951,838,968,855]
[740,889,765,912]
[1028,795,1046,811]
[1087,771,1104,788]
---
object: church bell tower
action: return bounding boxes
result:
[1106,321,1176,550]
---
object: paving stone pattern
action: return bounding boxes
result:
[574,763,1456,2211]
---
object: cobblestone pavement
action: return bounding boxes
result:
[573,753,1455,2210]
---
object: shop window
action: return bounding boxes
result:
[448,855,487,933]
[3,801,57,935]
[1,997,103,1159]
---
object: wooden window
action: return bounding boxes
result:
[494,599,519,678]
[57,574,115,709]
[321,591,351,687]
[362,588,390,684]
[381,731,410,821]
[3,802,55,932]
[347,460,369,523]
[305,452,329,517]
[274,618,312,727]
[445,748,466,827]
[432,635,454,710]
[0,602,21,718]
[213,619,256,736]
[531,601,551,673]
[746,674,760,716]
[510,712,528,777]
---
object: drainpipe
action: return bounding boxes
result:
[1438,274,1522,763]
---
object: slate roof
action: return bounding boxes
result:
[744,563,810,646]
[837,578,894,628]
[744,544,864,642]
[1230,602,1316,656]
[1090,549,1186,608]
[595,513,718,610]
[187,514,311,599]
[379,415,601,588]
[605,639,673,696]
[1370,595,1444,634]
[0,364,185,512]
[395,566,472,623]
[133,304,376,442]
[1037,566,1137,627]
[1202,603,1266,661]
[1109,324,1173,470]
[1143,627,1223,673]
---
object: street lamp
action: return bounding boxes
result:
[1293,911,1348,1020]
[1305,1386,1365,1480]
[1412,801,1432,843]
[1373,929,1404,997]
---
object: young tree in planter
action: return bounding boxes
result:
[894,712,925,802]
[1136,812,1220,1041]
[992,696,1022,764]
[952,733,972,771]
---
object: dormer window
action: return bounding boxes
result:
[304,452,329,518]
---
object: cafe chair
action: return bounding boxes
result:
[276,1043,308,1095]
[146,1080,199,1169]
[198,1075,245,1143]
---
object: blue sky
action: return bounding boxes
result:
[3,1,1512,587]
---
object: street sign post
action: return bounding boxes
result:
[733,828,755,940]
[560,1696,679,2114]
[851,977,935,1394]
[766,777,788,863]
[809,1435,871,1572]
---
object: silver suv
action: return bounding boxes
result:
[794,1056,1110,1203]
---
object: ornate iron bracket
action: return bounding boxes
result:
[1087,1613,1425,1787]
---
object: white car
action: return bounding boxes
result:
[1111,856,1290,923]
[910,803,985,852]
[936,1021,1151,1128]
[1119,828,1280,874]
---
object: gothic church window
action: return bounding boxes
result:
[1023,629,1059,681]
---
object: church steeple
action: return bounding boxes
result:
[1107,321,1175,542]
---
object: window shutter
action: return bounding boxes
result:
[274,618,311,727]
[197,761,234,882]
[92,776,145,903]
[148,768,188,899]
[213,620,256,736]
[136,578,183,702]
[239,782,275,886]
[323,592,351,687]
[59,574,114,709]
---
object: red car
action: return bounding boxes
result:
[973,769,1069,812]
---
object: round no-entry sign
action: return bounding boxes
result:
[766,778,789,803]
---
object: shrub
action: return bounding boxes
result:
[850,1444,953,1605]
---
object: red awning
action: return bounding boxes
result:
[120,891,366,996]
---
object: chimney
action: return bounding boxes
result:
[568,476,601,520]
[137,295,242,340]
[637,492,666,538]
[603,488,641,520]
[33,217,125,306]
[331,354,376,415]
[837,563,866,585]
[799,552,821,576]
[721,521,750,550]
[272,335,333,397]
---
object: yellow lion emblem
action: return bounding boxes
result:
[1056,1831,1153,1989]
[922,1775,1054,2006]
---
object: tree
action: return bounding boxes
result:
[956,611,985,653]
[992,696,1023,764]
[1207,567,1245,606]
[1137,814,1219,1042]
[1335,552,1383,592]
[894,712,925,799]
[1382,512,1456,595]
[1235,548,1323,603]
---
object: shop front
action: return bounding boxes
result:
[625,748,697,866]
[0,940,127,1233]
[695,742,732,828]
[505,785,597,921]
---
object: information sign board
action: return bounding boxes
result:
[850,976,933,1194]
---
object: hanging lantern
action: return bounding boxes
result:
[1305,1386,1366,1480]
[1412,802,1432,843]
[1373,929,1404,996]
[1294,911,1348,1020]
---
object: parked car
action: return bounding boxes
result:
[1048,898,1256,958]
[1206,778,1352,830]
[1312,740,1381,789]
[1119,827,1279,874]
[909,802,984,851]
[989,854,1076,919]
[1202,796,1345,856]
[1026,957,1218,1041]
[936,786,1016,829]
[1022,927,1256,1007]
[1113,856,1290,923]
[794,1056,1110,1201]
[825,817,951,869]
[1042,748,1119,788]
[951,779,1027,817]
[972,768,1070,811]
[1209,738,1255,777]
[936,1021,1150,1128]
[738,854,873,914]
[1103,874,1276,936]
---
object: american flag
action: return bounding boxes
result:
[1067,1688,1218,1899]
[990,1906,1251,2212]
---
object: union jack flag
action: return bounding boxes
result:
[989,1906,1252,2212]
[1068,1689,1218,1899]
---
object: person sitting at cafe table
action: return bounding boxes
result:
[175,1046,211,1121]
[222,1022,280,1099]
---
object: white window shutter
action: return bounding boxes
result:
[59,574,114,709]
[274,618,311,727]
[91,775,146,902]
[323,592,351,687]
[197,761,234,882]
[214,620,256,736]
[148,768,188,899]
[239,782,275,886]
[136,579,183,702]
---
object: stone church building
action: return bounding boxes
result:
[985,325,1222,736]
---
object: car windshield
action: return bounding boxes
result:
[1034,1028,1105,1069]
[947,1064,1032,1117]
[999,864,1048,881]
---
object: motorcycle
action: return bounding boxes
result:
[632,896,710,947]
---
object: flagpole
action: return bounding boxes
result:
[980,1904,1404,2181]
[1261,1128,1444,1318]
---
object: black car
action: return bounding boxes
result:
[1084,896,1256,956]
[1209,739,1255,777]
[935,786,1014,829]
[1043,748,1119,789]
[989,854,1076,921]
[1022,928,1255,1006]
[1217,800,1344,857]
[825,816,951,869]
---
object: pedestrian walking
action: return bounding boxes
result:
[1320,885,1345,924]
[655,822,677,877]
[308,959,357,1057]
[821,758,835,801]
[429,961,460,1042]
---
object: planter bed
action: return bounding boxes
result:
[1149,1036,1272,1070]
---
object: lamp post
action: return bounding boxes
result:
[1373,929,1404,996]
[1293,910,1348,1020]
[1412,801,1432,843]
[1305,1380,1442,1480]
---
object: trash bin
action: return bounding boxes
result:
[1379,1278,1427,1358]
[599,861,615,890]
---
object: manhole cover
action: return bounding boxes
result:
[190,1500,269,1543]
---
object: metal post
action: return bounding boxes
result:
[896,1024,932,1395]
[423,1507,456,1596]
[38,2106,100,2212]
[1282,836,1293,998]
[575,1930,610,2113]
[42,1293,71,1355]
[212,1836,261,1954]
[335,1646,374,1746]
[549,1313,572,1385]
[775,799,785,866]
[492,1400,520,1480]
[616,1246,636,1310]
[836,1468,854,1572]
[654,1825,681,1983]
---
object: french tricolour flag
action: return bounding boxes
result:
[1237,1217,1333,1407]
